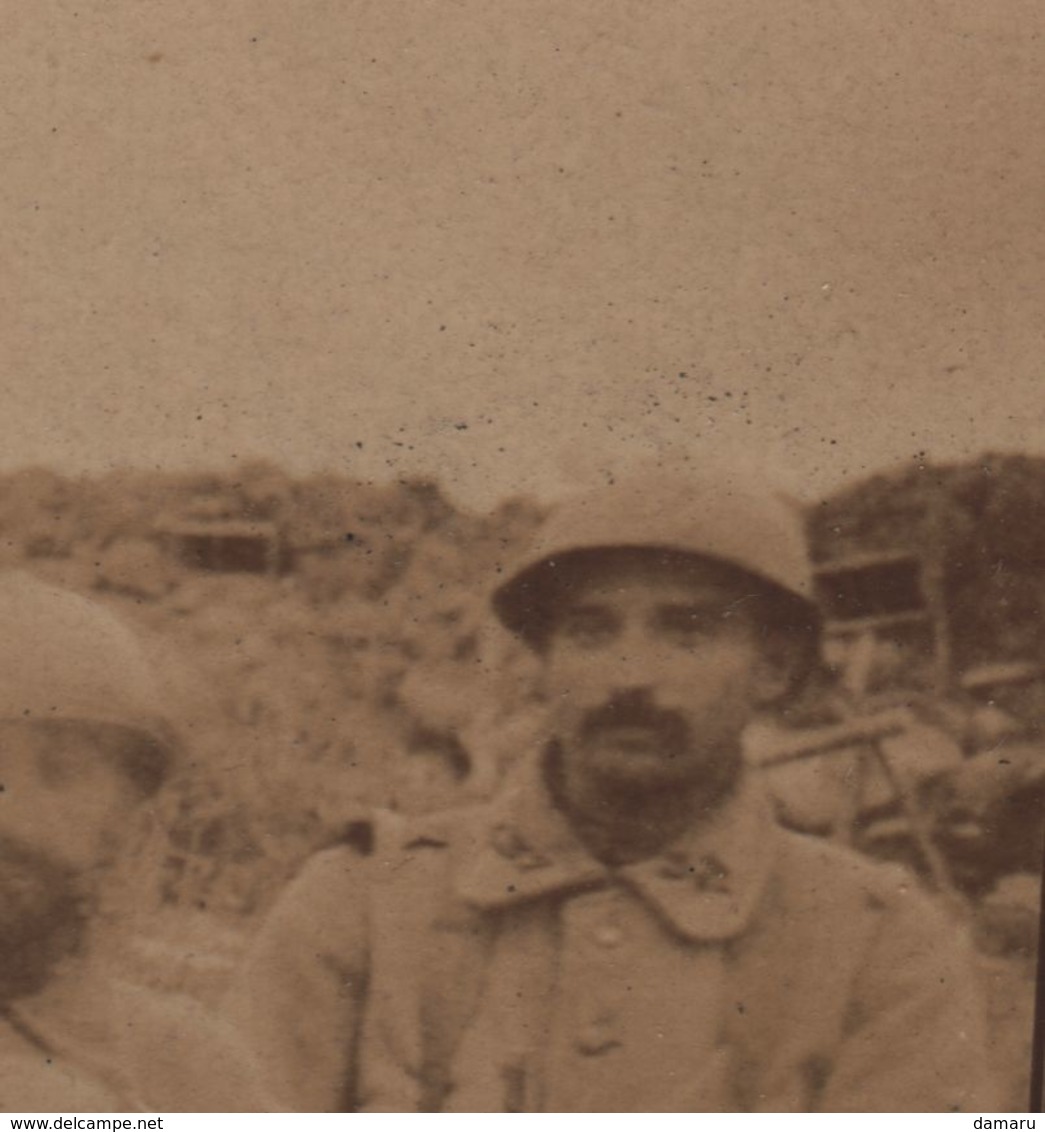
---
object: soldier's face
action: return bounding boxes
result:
[0,722,139,874]
[541,561,791,796]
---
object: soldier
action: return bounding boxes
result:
[226,469,999,1112]
[0,572,273,1112]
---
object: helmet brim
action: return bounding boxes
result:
[492,543,821,684]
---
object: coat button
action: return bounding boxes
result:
[593,923,623,948]
[574,1020,622,1057]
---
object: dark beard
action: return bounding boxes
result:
[0,836,89,1003]
[547,689,747,858]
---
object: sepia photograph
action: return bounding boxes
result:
[1,0,1042,1115]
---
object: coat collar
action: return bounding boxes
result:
[452,747,778,942]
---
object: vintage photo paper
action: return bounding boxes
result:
[1,0,1042,1113]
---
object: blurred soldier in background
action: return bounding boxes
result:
[226,468,999,1112]
[934,662,1045,943]
[0,573,272,1112]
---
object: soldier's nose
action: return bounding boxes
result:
[600,646,669,689]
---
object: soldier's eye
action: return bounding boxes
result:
[556,606,617,646]
[36,746,81,788]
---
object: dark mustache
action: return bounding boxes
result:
[579,695,691,750]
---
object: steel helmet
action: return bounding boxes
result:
[0,572,177,788]
[492,467,818,646]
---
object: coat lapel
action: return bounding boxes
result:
[453,751,776,943]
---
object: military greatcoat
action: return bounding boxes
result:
[226,755,999,1112]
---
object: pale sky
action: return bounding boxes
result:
[3,0,1043,510]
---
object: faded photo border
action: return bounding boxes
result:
[2,0,1044,1116]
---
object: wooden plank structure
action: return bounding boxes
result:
[154,514,285,576]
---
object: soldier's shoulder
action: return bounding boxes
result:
[0,1059,124,1112]
[295,841,371,887]
[262,840,374,928]
[104,980,279,1111]
[370,801,495,853]
[278,807,482,902]
[0,1025,124,1110]
[774,827,951,925]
